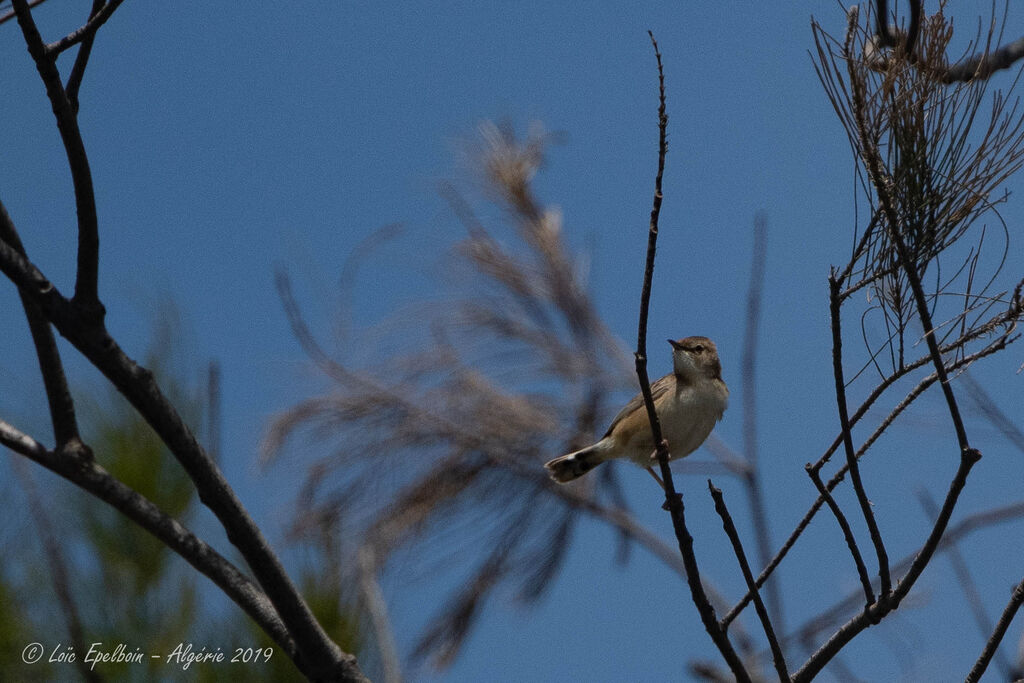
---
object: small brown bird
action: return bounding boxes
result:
[545,336,728,483]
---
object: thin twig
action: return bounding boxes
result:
[828,273,891,597]
[634,31,750,682]
[962,371,1024,454]
[805,463,875,607]
[0,202,84,452]
[65,0,108,113]
[45,0,125,56]
[0,0,45,26]
[965,578,1024,683]
[917,491,1013,678]
[709,481,790,682]
[850,5,972,454]
[207,361,221,460]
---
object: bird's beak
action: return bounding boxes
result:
[667,338,682,350]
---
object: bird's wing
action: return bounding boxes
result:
[602,373,675,438]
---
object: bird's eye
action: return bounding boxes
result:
[692,345,704,353]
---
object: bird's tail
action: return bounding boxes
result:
[544,441,607,483]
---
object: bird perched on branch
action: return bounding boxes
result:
[545,336,728,483]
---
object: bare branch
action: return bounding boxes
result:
[966,578,1024,682]
[0,202,84,452]
[10,0,103,316]
[827,273,891,597]
[805,463,874,607]
[870,1,1024,83]
[0,0,45,26]
[962,371,1024,454]
[46,0,126,56]
[0,212,364,679]
[207,360,222,460]
[709,481,790,682]
[944,37,1024,83]
[873,0,921,55]
[357,548,402,683]
[786,499,1024,652]
[792,447,980,681]
[918,491,1014,677]
[849,7,972,455]
[0,417,301,670]
[65,0,111,113]
[723,322,1019,627]
[633,31,751,683]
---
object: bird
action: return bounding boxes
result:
[545,336,728,483]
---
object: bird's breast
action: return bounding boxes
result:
[656,381,727,461]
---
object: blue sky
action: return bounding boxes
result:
[2,2,1024,681]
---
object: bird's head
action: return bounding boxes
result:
[668,336,722,381]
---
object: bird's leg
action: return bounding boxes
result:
[649,443,681,511]
[646,466,665,490]
[647,440,670,490]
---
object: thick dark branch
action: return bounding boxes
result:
[0,214,364,681]
[19,298,85,449]
[634,32,750,683]
[11,0,103,316]
[805,463,874,606]
[965,578,1024,683]
[709,482,790,682]
[0,418,300,670]
[76,337,360,679]
[828,274,891,596]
